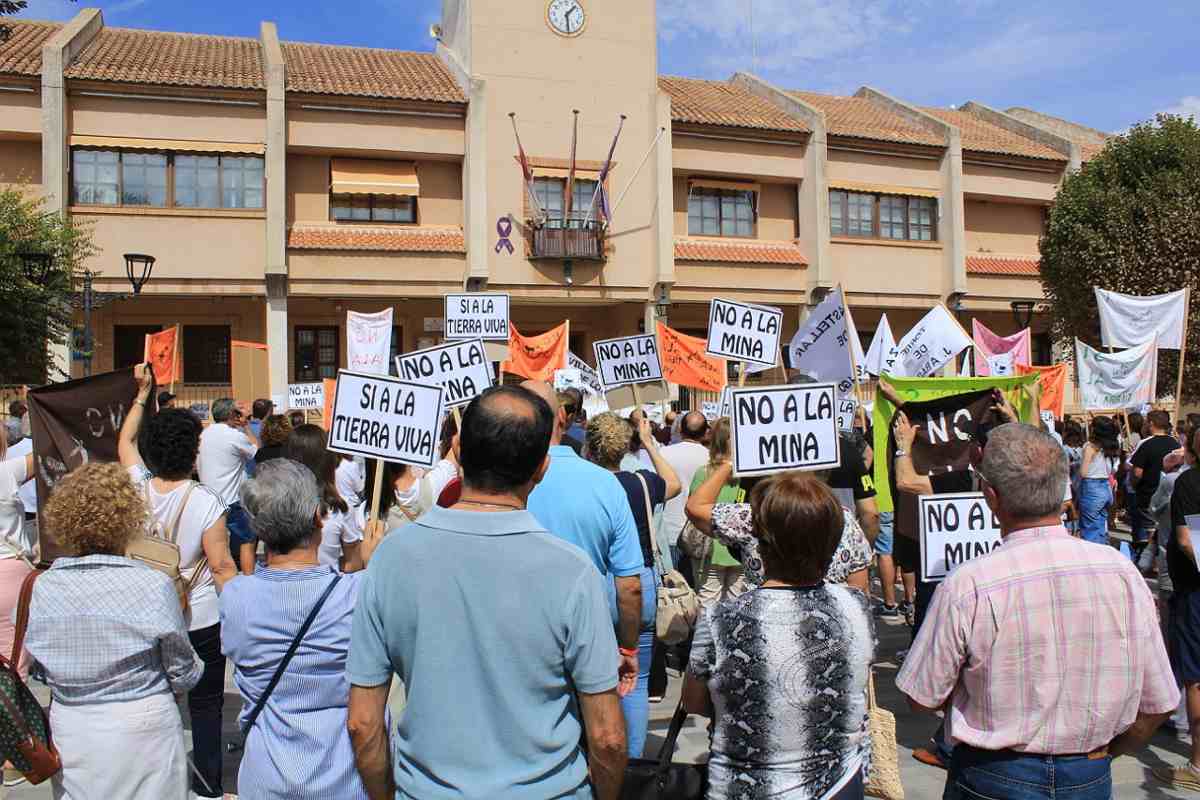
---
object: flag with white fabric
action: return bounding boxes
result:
[882,305,972,377]
[1095,287,1188,350]
[1075,337,1159,410]
[346,308,394,375]
[972,319,1031,376]
[863,314,896,377]
[786,287,862,395]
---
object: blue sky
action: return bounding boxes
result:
[17,0,1199,133]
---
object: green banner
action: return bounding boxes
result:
[872,373,1041,512]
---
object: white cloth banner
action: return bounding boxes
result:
[986,352,1014,377]
[1095,287,1188,350]
[346,308,394,375]
[1075,337,1159,411]
[882,305,972,377]
[786,287,860,395]
[863,314,896,377]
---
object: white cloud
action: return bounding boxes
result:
[1161,95,1200,120]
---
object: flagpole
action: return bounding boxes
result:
[564,109,579,220]
[584,114,625,225]
[1175,287,1191,416]
[508,112,544,219]
[608,126,667,225]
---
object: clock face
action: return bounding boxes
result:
[546,0,587,37]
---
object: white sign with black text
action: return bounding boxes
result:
[837,396,858,431]
[326,370,446,468]
[566,351,604,396]
[729,383,840,477]
[719,387,733,418]
[443,293,511,342]
[286,382,325,411]
[593,334,664,389]
[918,492,1003,582]
[701,401,721,421]
[393,339,493,409]
[706,298,783,368]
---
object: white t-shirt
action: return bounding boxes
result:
[128,465,225,631]
[659,440,710,545]
[318,507,364,568]
[0,456,31,560]
[7,438,36,516]
[198,423,257,506]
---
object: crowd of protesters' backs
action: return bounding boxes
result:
[2,365,1200,799]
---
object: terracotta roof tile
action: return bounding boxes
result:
[659,76,808,134]
[966,255,1040,276]
[0,20,60,78]
[674,237,807,266]
[789,91,943,147]
[65,26,264,89]
[1079,141,1106,162]
[924,108,1065,161]
[288,225,465,254]
[282,43,465,103]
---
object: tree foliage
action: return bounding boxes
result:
[0,1,29,43]
[0,188,98,384]
[1040,114,1200,403]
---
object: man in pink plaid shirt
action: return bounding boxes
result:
[897,422,1178,799]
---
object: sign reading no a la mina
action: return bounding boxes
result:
[917,492,1002,583]
[706,298,782,368]
[444,293,511,342]
[729,383,840,477]
[393,339,494,409]
[326,370,445,468]
[592,334,664,389]
[287,382,325,410]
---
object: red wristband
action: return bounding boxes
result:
[618,646,638,657]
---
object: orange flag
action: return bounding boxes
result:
[501,322,569,382]
[1017,363,1067,419]
[143,326,179,385]
[322,378,337,429]
[657,322,727,392]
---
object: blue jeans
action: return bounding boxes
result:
[944,746,1112,800]
[1077,479,1112,545]
[607,566,657,757]
[226,501,256,555]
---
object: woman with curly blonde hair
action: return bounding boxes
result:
[25,461,202,800]
[254,413,293,465]
[585,411,680,757]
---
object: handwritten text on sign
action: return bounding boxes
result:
[326,370,445,468]
[393,339,493,409]
[917,492,1002,582]
[592,334,664,389]
[706,298,782,368]
[444,293,511,342]
[730,383,840,477]
[287,383,325,410]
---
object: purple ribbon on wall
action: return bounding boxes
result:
[495,217,514,254]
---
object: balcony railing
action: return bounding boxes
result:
[529,220,605,261]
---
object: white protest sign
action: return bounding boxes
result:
[883,305,972,377]
[592,334,663,389]
[287,382,325,411]
[701,401,721,421]
[1075,337,1159,411]
[918,492,1002,582]
[444,293,511,341]
[393,339,493,409]
[787,287,859,395]
[706,298,783,368]
[986,352,1014,377]
[719,387,733,418]
[837,396,857,431]
[347,308,394,374]
[566,351,604,396]
[729,383,840,477]
[554,368,584,392]
[1095,287,1188,350]
[1040,410,1056,430]
[864,314,896,377]
[326,370,445,468]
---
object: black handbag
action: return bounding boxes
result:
[619,700,708,799]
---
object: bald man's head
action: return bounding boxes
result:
[680,410,709,442]
[520,380,564,444]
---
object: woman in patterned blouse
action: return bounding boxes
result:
[682,472,875,799]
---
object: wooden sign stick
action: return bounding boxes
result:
[738,361,748,388]
[368,457,386,528]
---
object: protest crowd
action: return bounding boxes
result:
[1,284,1198,800]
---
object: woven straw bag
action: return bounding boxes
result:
[864,670,904,800]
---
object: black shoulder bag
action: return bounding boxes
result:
[240,573,342,737]
[619,700,707,799]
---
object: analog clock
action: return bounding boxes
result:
[546,0,587,37]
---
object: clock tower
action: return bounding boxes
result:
[437,0,672,313]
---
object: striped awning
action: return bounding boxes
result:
[330,159,420,196]
[828,179,938,198]
[69,135,265,155]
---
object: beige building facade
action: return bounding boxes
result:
[0,1,1108,408]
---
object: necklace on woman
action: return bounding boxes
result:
[457,499,524,511]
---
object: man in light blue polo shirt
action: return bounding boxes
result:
[523,380,644,697]
[347,385,627,799]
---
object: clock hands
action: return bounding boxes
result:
[565,5,577,32]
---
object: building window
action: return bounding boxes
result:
[330,194,416,223]
[688,188,755,237]
[70,148,264,210]
[530,177,600,227]
[113,325,162,371]
[830,190,937,242]
[182,325,231,383]
[295,326,339,382]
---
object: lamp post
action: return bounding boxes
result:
[1010,299,1036,329]
[73,254,156,377]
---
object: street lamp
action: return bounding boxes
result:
[17,252,53,285]
[1010,300,1036,329]
[124,253,156,295]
